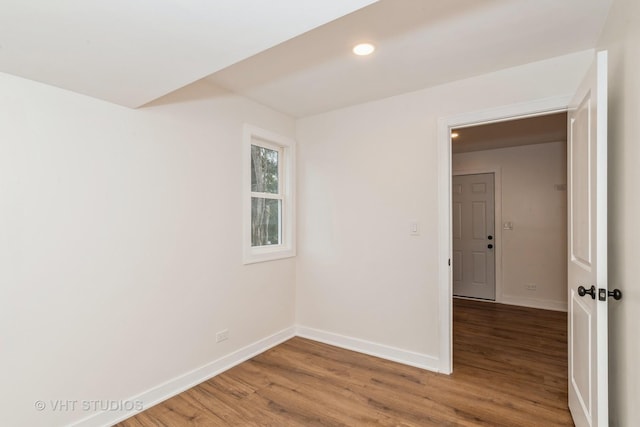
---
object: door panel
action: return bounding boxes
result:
[567,50,608,427]
[453,202,462,240]
[471,183,486,193]
[472,202,486,239]
[571,296,592,418]
[452,173,495,300]
[571,93,592,269]
[472,252,487,284]
[453,250,463,282]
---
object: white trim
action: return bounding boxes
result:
[72,327,296,427]
[446,96,573,130]
[452,168,503,304]
[436,115,453,374]
[296,326,440,373]
[437,95,572,375]
[243,124,296,264]
[595,49,609,427]
[499,295,568,312]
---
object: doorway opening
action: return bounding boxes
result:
[448,112,570,414]
[436,97,574,375]
[450,112,568,309]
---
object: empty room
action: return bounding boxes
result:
[1,1,638,426]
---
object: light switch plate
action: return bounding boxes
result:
[410,222,419,236]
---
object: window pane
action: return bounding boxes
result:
[251,197,281,246]
[251,145,279,194]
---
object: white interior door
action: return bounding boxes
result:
[452,173,495,300]
[567,50,608,427]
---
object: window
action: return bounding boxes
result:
[251,143,281,246]
[243,124,295,264]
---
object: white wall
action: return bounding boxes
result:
[0,74,296,426]
[296,51,592,366]
[453,141,567,311]
[597,0,640,425]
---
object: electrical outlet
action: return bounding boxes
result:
[216,329,229,343]
[526,283,537,291]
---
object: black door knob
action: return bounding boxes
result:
[608,289,623,300]
[488,235,493,240]
[578,285,596,299]
[487,244,493,249]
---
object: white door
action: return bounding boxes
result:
[567,51,608,427]
[452,173,495,300]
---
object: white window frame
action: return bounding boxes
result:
[243,124,296,264]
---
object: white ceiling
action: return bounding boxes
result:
[0,0,378,107]
[0,0,612,114]
[208,0,613,117]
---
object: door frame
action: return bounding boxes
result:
[436,96,572,374]
[452,169,502,302]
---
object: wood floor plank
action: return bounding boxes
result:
[117,299,573,426]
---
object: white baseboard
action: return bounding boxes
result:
[295,326,440,373]
[72,326,296,427]
[71,325,440,427]
[499,295,567,312]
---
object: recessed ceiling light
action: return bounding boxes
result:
[451,132,460,139]
[353,43,375,56]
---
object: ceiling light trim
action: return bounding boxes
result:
[352,43,375,56]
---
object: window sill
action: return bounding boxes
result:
[243,247,296,265]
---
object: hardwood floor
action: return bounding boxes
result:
[117,299,572,426]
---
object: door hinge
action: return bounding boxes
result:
[448,258,451,266]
